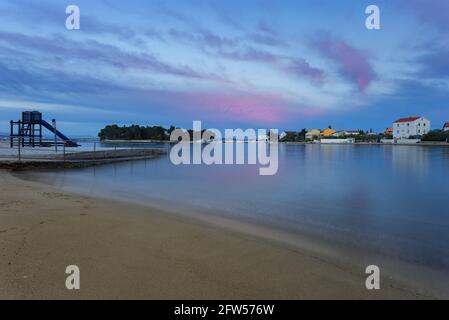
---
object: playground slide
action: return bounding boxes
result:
[39,120,79,147]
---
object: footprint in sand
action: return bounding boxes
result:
[0,227,18,233]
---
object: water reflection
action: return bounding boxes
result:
[392,146,429,177]
[21,143,449,271]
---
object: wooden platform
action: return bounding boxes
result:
[0,148,166,171]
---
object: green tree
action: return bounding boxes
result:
[98,124,172,141]
[422,130,449,142]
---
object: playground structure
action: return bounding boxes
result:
[10,111,79,148]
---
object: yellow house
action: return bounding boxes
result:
[305,129,321,141]
[322,128,336,137]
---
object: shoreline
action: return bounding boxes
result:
[16,168,449,299]
[100,139,449,147]
[0,170,437,299]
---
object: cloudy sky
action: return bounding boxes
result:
[0,0,448,136]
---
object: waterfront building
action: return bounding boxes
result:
[306,129,321,141]
[443,123,449,132]
[321,128,336,137]
[393,117,430,139]
[384,128,393,136]
[333,130,361,137]
[321,138,355,144]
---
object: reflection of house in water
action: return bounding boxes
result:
[392,146,429,177]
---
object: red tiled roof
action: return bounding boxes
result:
[444,122,449,128]
[393,117,421,123]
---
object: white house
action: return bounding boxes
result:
[393,116,430,139]
[332,130,361,137]
[444,123,449,132]
[258,133,269,142]
[305,129,321,141]
[321,138,355,144]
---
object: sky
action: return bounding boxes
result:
[0,0,448,136]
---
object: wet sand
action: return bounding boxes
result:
[0,170,426,299]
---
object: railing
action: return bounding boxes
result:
[1,138,141,162]
[1,137,68,161]
[0,137,169,162]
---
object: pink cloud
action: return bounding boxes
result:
[185,92,285,123]
[188,92,329,125]
[315,36,376,92]
[138,88,325,125]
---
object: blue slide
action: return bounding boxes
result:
[39,120,79,147]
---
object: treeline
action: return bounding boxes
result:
[98,125,449,142]
[98,124,216,141]
[98,124,175,141]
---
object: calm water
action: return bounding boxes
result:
[20,143,449,277]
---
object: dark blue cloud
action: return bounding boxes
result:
[415,46,449,79]
[0,31,226,81]
[405,0,449,33]
[246,33,286,47]
[257,21,277,36]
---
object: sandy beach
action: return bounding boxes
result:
[0,169,427,299]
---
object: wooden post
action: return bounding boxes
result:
[20,121,25,147]
[10,120,13,148]
[39,121,42,146]
[52,119,58,153]
[18,137,21,161]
